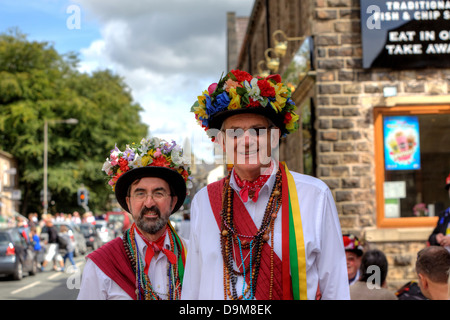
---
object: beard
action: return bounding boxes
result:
[135,205,170,235]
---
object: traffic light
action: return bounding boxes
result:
[77,188,89,207]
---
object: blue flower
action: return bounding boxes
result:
[205,92,229,116]
[214,92,231,112]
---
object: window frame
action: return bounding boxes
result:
[373,104,450,228]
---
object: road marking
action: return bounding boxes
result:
[11,281,41,295]
[47,272,62,280]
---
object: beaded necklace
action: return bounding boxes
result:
[220,168,282,300]
[122,224,182,300]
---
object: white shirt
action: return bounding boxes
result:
[77,230,176,300]
[181,168,350,300]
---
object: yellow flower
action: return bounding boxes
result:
[228,88,241,110]
[141,155,150,167]
[193,104,208,120]
[286,112,299,131]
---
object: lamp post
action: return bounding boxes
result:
[43,118,78,215]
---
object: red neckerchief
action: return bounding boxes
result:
[134,224,177,275]
[233,161,274,203]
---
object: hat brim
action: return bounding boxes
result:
[114,166,186,214]
[208,107,288,135]
[345,248,363,257]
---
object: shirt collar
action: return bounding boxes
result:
[229,159,278,200]
[133,226,171,257]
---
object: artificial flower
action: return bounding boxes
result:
[228,88,241,110]
[103,138,191,191]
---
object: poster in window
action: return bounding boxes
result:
[384,116,421,170]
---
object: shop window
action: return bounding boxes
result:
[374,105,450,228]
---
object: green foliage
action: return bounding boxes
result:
[0,29,148,216]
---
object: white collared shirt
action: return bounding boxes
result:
[181,167,350,300]
[77,230,175,300]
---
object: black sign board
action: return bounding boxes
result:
[360,0,450,69]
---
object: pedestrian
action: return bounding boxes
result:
[71,211,81,224]
[182,69,349,300]
[29,226,44,269]
[41,216,64,272]
[77,137,190,300]
[59,225,76,272]
[415,246,450,300]
[343,234,364,286]
[350,249,397,300]
[178,212,190,240]
[428,172,450,251]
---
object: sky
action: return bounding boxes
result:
[0,0,254,162]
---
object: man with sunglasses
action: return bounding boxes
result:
[182,70,349,300]
[78,138,190,300]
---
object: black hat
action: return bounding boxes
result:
[102,138,191,214]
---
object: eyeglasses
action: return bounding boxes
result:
[222,127,273,139]
[130,190,172,202]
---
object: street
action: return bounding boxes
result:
[0,254,86,300]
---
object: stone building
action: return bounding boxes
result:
[0,150,19,227]
[227,0,450,291]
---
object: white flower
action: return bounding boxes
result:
[102,159,112,174]
[244,78,262,101]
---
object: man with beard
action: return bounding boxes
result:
[78,137,190,300]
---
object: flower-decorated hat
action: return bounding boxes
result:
[343,234,364,257]
[102,137,191,214]
[191,69,299,140]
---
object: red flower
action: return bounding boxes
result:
[247,97,261,108]
[257,79,276,97]
[266,74,282,83]
[283,112,292,124]
[343,236,351,247]
[152,156,170,168]
[231,69,252,83]
[118,158,129,172]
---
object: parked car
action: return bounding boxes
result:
[93,220,115,245]
[53,222,87,257]
[79,223,103,250]
[0,228,37,280]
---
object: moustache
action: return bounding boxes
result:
[140,206,161,218]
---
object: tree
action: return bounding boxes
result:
[0,29,148,216]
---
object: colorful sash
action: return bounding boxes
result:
[207,162,307,300]
[280,162,307,300]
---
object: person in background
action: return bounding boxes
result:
[41,216,64,272]
[30,226,44,270]
[343,234,364,286]
[178,212,190,240]
[415,246,450,300]
[59,225,77,272]
[350,249,397,300]
[428,173,450,251]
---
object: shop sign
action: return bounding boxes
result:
[360,0,450,68]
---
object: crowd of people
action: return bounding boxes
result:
[8,211,101,273]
